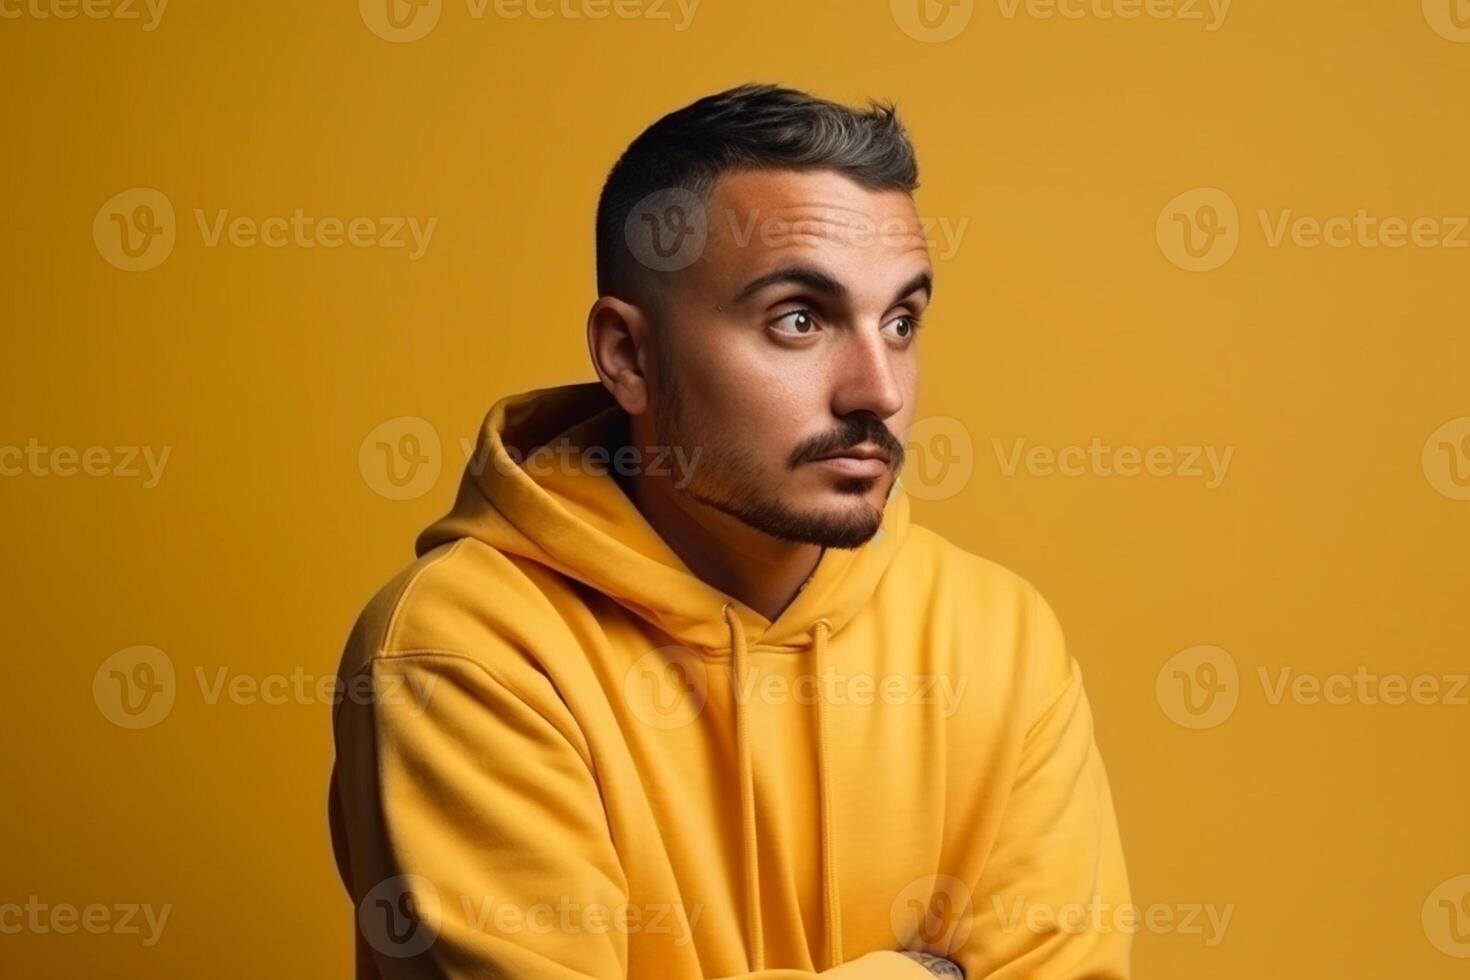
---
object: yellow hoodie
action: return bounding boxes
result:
[329,383,1131,979]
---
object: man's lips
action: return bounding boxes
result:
[809,445,891,477]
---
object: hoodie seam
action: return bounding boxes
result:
[1024,657,1082,739]
[353,648,599,777]
[381,538,468,655]
[1023,588,1081,738]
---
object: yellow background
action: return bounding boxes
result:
[3,0,1468,975]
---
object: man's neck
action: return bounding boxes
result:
[619,470,822,623]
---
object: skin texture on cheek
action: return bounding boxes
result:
[647,317,892,550]
[640,169,926,549]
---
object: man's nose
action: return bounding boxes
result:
[829,328,906,421]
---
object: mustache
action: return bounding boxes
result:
[789,414,907,470]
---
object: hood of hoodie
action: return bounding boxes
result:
[415,381,912,656]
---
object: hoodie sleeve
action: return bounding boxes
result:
[331,650,936,980]
[956,590,1132,979]
[331,650,635,977]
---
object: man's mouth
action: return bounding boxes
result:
[809,444,891,478]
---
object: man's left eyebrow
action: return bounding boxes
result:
[893,271,934,306]
[728,266,934,308]
[729,264,848,306]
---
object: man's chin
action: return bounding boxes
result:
[681,476,888,549]
[735,495,885,550]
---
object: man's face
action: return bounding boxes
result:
[645,168,931,549]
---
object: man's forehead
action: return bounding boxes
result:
[703,168,928,252]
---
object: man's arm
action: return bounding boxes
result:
[955,590,1131,979]
[330,650,634,976]
[330,649,940,979]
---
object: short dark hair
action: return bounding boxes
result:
[595,82,920,303]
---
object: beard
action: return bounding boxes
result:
[648,346,893,550]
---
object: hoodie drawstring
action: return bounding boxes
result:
[723,603,764,971]
[722,604,842,971]
[812,618,842,967]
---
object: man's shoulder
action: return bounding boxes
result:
[896,522,1079,718]
[896,522,1047,611]
[338,537,555,683]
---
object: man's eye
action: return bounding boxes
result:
[882,314,922,341]
[771,310,820,335]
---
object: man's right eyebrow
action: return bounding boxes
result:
[729,265,848,307]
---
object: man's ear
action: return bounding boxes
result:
[586,295,654,416]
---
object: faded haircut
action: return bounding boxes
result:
[594,82,920,307]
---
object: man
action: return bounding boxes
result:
[329,83,1130,979]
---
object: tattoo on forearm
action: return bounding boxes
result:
[899,950,965,979]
